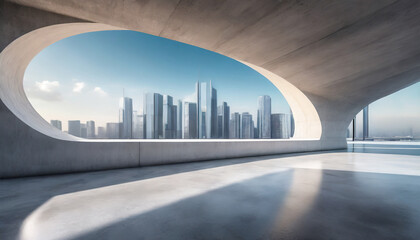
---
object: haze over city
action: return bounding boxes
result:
[23,30,420,139]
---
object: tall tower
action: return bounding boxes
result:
[229,112,241,139]
[184,102,197,139]
[163,95,174,139]
[68,120,81,137]
[218,102,230,138]
[196,81,218,139]
[144,93,163,139]
[241,112,254,139]
[290,108,295,138]
[177,100,183,139]
[258,95,271,139]
[119,97,133,139]
[86,120,95,139]
[363,105,369,140]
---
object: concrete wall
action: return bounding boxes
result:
[1,1,419,178]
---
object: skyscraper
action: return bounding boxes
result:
[119,97,133,139]
[177,100,183,139]
[106,123,120,139]
[163,95,175,139]
[184,102,197,139]
[271,113,289,139]
[97,126,106,139]
[171,105,177,139]
[144,93,163,139]
[363,105,369,140]
[132,111,144,139]
[80,123,87,138]
[196,81,217,139]
[86,120,95,139]
[68,120,81,137]
[241,112,254,139]
[217,102,230,138]
[290,109,295,138]
[229,112,241,139]
[258,95,271,139]
[50,120,62,130]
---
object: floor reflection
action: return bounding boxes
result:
[1,144,419,240]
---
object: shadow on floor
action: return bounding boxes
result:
[0,150,336,240]
[67,169,420,240]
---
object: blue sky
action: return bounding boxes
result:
[24,30,419,137]
[24,30,290,130]
[353,82,420,137]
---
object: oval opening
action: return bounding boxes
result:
[347,82,420,142]
[23,30,294,140]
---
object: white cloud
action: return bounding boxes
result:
[93,87,108,97]
[26,80,62,101]
[183,92,196,102]
[36,80,59,92]
[73,82,85,93]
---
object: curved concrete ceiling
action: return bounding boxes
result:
[8,0,420,105]
[1,0,420,177]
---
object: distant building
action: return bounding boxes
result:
[86,121,95,139]
[172,105,177,138]
[132,112,144,139]
[290,109,295,138]
[50,120,62,130]
[258,95,271,138]
[106,123,120,139]
[119,97,133,139]
[271,113,289,139]
[144,93,163,139]
[177,100,183,139]
[363,105,369,140]
[163,95,176,139]
[184,102,197,139]
[241,112,254,139]
[196,81,217,139]
[97,126,106,139]
[68,120,81,137]
[80,123,87,138]
[217,102,230,138]
[229,112,241,139]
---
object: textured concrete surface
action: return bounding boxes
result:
[0,143,419,240]
[1,1,420,177]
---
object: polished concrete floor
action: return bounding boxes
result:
[1,143,420,240]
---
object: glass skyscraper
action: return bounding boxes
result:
[196,81,217,139]
[258,95,271,139]
[177,100,183,139]
[163,95,177,139]
[106,122,120,139]
[132,111,144,139]
[86,120,95,139]
[271,113,289,139]
[184,102,197,139]
[241,112,254,139]
[97,126,106,138]
[144,93,163,139]
[229,112,241,139]
[119,97,133,139]
[217,102,230,138]
[68,120,81,137]
[363,106,369,140]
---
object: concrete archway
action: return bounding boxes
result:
[0,23,327,178]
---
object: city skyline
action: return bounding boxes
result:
[23,30,420,138]
[23,30,291,131]
[51,80,293,140]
